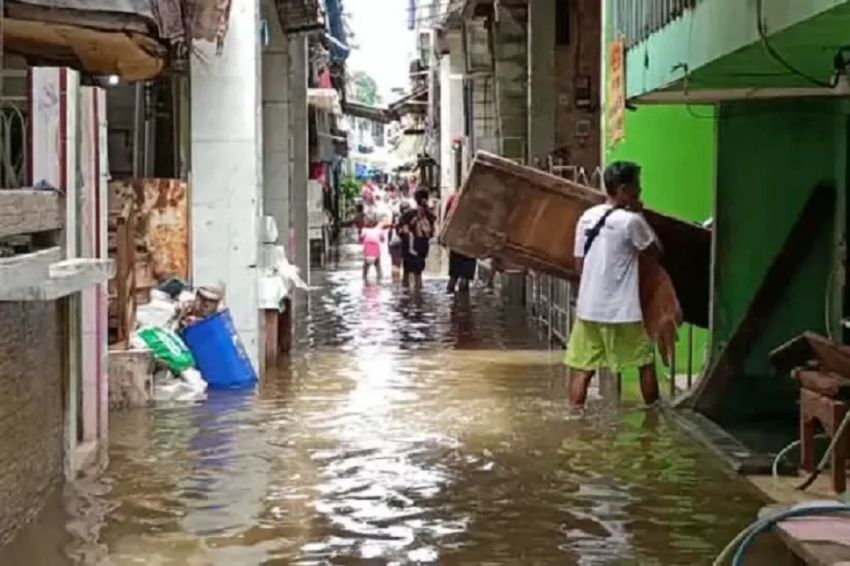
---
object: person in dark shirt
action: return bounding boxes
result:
[444,192,476,293]
[398,188,435,290]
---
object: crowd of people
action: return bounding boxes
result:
[353,176,475,292]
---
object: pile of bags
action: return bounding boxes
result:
[131,283,222,403]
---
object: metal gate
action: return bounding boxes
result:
[526,271,575,346]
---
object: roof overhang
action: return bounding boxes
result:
[634,79,850,104]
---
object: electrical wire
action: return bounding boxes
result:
[755,0,835,89]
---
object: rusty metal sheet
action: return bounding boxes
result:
[442,151,710,328]
[134,178,188,282]
[111,178,188,283]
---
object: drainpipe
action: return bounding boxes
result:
[132,82,142,177]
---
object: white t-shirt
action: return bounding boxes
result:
[574,204,657,323]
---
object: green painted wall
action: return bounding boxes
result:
[711,99,845,422]
[606,104,716,375]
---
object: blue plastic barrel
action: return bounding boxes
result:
[181,309,258,390]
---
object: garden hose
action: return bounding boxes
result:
[713,503,850,566]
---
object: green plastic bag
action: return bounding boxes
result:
[136,327,195,373]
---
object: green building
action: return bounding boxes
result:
[604,0,848,447]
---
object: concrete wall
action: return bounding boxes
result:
[527,0,556,161]
[710,99,845,422]
[0,302,64,545]
[191,0,263,367]
[261,0,291,250]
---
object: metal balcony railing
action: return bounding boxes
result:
[612,0,698,48]
[0,100,27,189]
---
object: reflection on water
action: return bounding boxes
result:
[1,244,778,565]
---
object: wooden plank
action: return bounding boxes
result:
[0,190,63,239]
[686,183,836,414]
[758,504,850,566]
[0,247,61,293]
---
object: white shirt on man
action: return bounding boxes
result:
[574,204,657,323]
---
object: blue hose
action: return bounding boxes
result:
[730,504,850,565]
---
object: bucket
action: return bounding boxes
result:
[181,309,258,390]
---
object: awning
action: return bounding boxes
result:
[4,0,166,80]
[324,0,349,61]
[342,101,392,124]
[308,88,342,115]
[388,88,428,118]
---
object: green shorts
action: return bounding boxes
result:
[564,319,654,371]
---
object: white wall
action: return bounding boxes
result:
[439,31,464,197]
[191,0,263,368]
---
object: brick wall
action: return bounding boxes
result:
[0,301,64,545]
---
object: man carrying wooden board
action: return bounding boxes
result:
[565,161,661,409]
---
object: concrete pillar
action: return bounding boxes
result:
[261,0,291,249]
[190,0,263,368]
[288,34,309,284]
[528,0,556,161]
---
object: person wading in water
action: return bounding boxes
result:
[444,191,476,294]
[564,161,661,409]
[399,188,436,290]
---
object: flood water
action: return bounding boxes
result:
[3,243,784,565]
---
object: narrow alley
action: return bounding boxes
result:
[7,0,850,563]
[1,240,782,565]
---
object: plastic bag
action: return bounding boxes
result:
[135,327,195,372]
[136,290,179,330]
[153,368,208,403]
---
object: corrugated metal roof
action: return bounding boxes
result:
[276,0,324,33]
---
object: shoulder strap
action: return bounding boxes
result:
[583,206,620,257]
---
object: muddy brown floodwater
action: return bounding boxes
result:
[2,243,786,565]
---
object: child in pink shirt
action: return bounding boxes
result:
[359,217,385,283]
